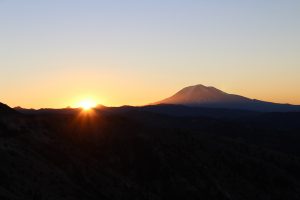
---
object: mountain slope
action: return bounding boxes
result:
[155,84,300,112]
[0,102,18,115]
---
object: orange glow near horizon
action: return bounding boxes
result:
[77,99,97,111]
[1,1,300,109]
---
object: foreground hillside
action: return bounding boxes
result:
[0,106,300,200]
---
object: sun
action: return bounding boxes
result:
[78,99,97,110]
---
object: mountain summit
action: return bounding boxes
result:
[155,84,300,112]
[157,84,249,105]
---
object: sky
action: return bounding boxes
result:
[0,0,299,108]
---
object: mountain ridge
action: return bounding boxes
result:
[155,84,300,112]
[0,102,18,115]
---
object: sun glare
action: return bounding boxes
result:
[78,100,97,110]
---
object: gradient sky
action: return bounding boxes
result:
[0,0,299,108]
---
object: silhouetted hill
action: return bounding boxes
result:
[1,103,300,199]
[0,102,18,115]
[245,112,300,131]
[14,107,80,115]
[125,104,260,119]
[155,84,300,112]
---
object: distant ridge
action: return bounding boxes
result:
[0,102,18,115]
[14,107,80,115]
[155,84,300,112]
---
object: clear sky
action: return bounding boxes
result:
[0,0,299,108]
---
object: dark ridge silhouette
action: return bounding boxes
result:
[92,104,260,120]
[14,107,81,115]
[1,102,300,199]
[0,102,18,115]
[155,84,300,112]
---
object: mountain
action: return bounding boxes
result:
[0,102,18,115]
[155,84,300,112]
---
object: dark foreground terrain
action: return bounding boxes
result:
[1,103,300,199]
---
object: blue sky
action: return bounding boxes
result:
[0,0,299,108]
